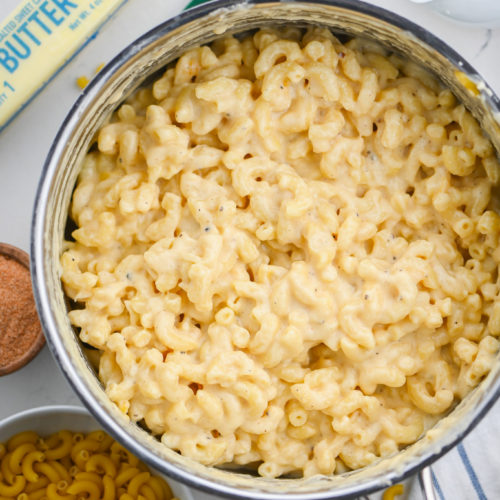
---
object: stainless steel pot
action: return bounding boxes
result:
[31,1,500,498]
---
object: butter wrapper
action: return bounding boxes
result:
[0,0,127,130]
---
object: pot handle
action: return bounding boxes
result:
[418,466,438,500]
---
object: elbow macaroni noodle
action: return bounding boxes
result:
[0,430,175,500]
[61,28,500,477]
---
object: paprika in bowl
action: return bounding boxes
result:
[0,243,44,375]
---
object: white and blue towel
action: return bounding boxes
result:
[388,398,500,500]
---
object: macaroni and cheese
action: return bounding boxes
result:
[61,28,500,478]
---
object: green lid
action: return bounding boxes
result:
[185,0,212,9]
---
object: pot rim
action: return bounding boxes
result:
[31,1,500,499]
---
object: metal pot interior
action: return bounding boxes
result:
[32,1,500,498]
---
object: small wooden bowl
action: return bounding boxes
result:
[0,243,45,376]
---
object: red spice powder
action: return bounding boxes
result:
[0,252,44,375]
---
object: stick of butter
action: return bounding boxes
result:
[0,0,128,131]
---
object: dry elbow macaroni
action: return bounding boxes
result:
[0,430,175,499]
[61,28,500,477]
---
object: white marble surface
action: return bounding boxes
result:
[0,1,499,499]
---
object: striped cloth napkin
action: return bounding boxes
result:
[404,397,500,500]
[182,2,500,499]
[367,398,500,500]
